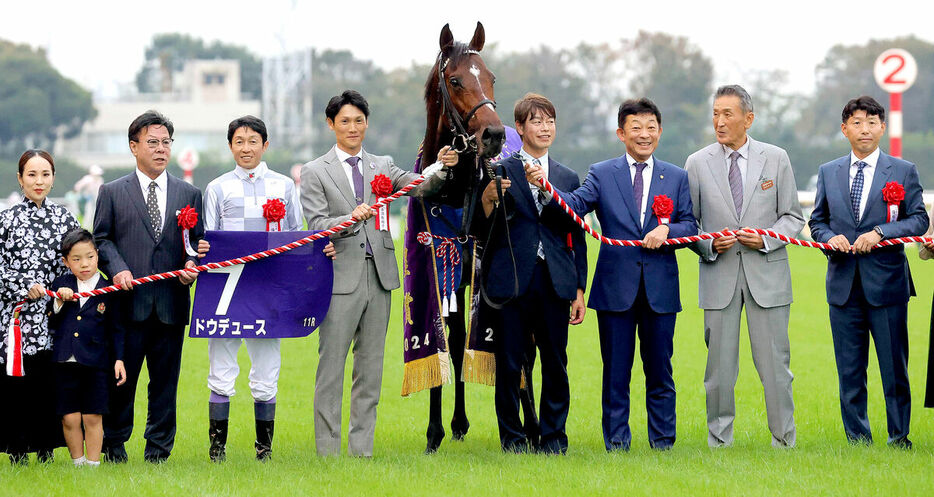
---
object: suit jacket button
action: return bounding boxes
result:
[77,316,82,321]
[74,332,79,337]
[360,243,365,248]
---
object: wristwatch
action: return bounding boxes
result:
[873,225,885,239]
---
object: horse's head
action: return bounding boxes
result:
[432,22,505,160]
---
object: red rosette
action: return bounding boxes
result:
[370,174,393,198]
[652,195,674,224]
[262,198,286,223]
[882,181,905,203]
[262,198,286,232]
[175,205,199,256]
[176,205,199,230]
[882,181,905,223]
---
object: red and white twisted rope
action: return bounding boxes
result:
[4,173,434,376]
[538,177,933,250]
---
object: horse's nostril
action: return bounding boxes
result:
[482,126,505,144]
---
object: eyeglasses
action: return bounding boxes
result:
[140,138,175,149]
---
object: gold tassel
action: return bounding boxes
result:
[401,352,451,397]
[461,349,496,386]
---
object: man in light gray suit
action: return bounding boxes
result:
[301,90,458,457]
[685,85,804,448]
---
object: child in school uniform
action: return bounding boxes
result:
[48,228,126,466]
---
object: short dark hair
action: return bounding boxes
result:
[842,96,886,123]
[60,228,96,257]
[227,115,268,144]
[715,85,754,113]
[617,98,662,129]
[513,93,556,126]
[128,110,174,143]
[325,90,369,121]
[18,149,55,176]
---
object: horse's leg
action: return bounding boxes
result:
[448,288,469,440]
[519,340,541,451]
[426,385,445,453]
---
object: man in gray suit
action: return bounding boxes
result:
[301,90,458,457]
[685,85,804,448]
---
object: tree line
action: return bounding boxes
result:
[2,33,933,199]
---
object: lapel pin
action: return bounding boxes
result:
[369,162,376,170]
[660,175,664,179]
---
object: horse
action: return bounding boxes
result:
[402,22,540,454]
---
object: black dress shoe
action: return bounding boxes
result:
[889,437,913,450]
[144,454,168,464]
[8,452,28,465]
[103,444,128,464]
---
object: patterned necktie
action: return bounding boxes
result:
[146,181,162,239]
[851,161,867,223]
[532,158,545,215]
[633,162,647,227]
[531,158,546,259]
[728,151,743,219]
[347,156,372,256]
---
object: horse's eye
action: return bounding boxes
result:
[491,74,497,85]
[449,77,461,88]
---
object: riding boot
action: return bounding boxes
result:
[209,401,230,463]
[254,401,275,461]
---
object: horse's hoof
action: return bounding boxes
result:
[425,425,445,454]
[451,416,470,441]
[425,437,443,454]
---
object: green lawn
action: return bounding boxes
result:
[4,237,934,496]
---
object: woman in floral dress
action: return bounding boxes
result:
[0,150,78,464]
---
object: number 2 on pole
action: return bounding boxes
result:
[883,54,907,84]
[210,265,244,315]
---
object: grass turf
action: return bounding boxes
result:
[3,237,933,496]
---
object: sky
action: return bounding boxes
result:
[2,0,931,99]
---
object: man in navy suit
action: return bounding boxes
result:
[809,96,928,449]
[475,93,587,454]
[529,98,695,451]
[93,110,205,463]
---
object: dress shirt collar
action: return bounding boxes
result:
[234,162,269,182]
[136,167,167,191]
[519,148,548,176]
[76,272,101,291]
[721,138,750,161]
[335,146,363,167]
[850,147,881,169]
[626,153,654,170]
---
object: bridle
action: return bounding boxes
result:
[437,50,496,155]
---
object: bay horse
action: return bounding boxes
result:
[411,22,539,454]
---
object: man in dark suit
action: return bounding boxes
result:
[809,96,928,448]
[94,110,205,463]
[528,98,695,451]
[475,93,587,454]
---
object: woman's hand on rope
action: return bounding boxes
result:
[27,283,46,300]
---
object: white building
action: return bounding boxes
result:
[59,60,260,169]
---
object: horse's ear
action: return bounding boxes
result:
[469,22,485,51]
[439,23,454,51]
